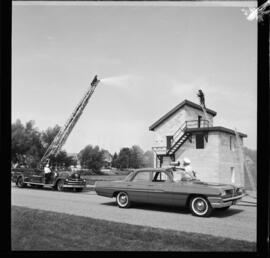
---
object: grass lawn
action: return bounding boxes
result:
[11,206,256,251]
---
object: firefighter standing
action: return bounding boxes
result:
[44,164,51,184]
[183,158,196,178]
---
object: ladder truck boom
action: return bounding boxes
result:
[39,75,100,167]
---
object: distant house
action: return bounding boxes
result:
[149,99,247,186]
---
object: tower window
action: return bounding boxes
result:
[230,136,235,151]
[196,134,204,149]
[230,167,235,184]
[198,116,202,128]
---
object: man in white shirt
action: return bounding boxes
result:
[44,164,51,183]
[182,158,196,178]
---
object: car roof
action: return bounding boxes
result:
[134,168,172,172]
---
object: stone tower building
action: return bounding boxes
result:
[149,99,247,186]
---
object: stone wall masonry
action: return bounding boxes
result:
[173,132,220,183]
[152,104,216,149]
[153,109,186,147]
[218,132,244,186]
[162,156,173,167]
[185,106,214,126]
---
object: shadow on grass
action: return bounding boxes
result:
[12,184,84,194]
[101,201,193,215]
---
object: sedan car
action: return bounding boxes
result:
[95,168,245,217]
[11,167,86,192]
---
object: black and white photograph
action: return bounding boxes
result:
[9,0,268,253]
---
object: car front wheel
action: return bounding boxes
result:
[56,180,65,191]
[116,192,131,208]
[189,196,212,217]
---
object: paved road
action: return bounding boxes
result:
[11,184,256,242]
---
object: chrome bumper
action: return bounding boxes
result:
[63,184,85,188]
[208,193,246,208]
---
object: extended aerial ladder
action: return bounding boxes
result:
[39,75,100,167]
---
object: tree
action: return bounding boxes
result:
[40,125,74,167]
[117,148,131,169]
[129,145,144,168]
[143,150,154,168]
[78,145,105,173]
[50,151,77,168]
[40,125,61,149]
[11,120,74,168]
[111,152,118,168]
[11,119,44,167]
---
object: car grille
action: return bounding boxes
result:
[66,180,85,185]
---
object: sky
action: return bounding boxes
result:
[12,1,257,154]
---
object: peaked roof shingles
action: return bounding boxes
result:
[149,99,217,131]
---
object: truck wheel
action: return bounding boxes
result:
[116,192,131,208]
[189,196,212,217]
[16,177,26,188]
[56,180,65,191]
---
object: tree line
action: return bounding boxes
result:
[12,119,154,172]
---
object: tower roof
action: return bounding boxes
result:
[185,126,247,138]
[149,99,217,131]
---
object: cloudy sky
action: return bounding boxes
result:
[12,1,257,154]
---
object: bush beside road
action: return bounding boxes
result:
[12,206,256,251]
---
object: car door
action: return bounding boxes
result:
[125,171,152,203]
[171,170,193,206]
[29,169,44,183]
[147,171,178,206]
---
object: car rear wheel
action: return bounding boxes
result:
[189,196,212,217]
[56,180,65,191]
[16,177,26,188]
[116,192,131,208]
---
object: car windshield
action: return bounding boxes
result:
[124,171,135,181]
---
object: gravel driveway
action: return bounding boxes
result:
[11,184,256,242]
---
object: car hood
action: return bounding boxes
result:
[190,180,235,190]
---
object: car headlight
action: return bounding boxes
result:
[65,178,68,182]
[220,190,226,196]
